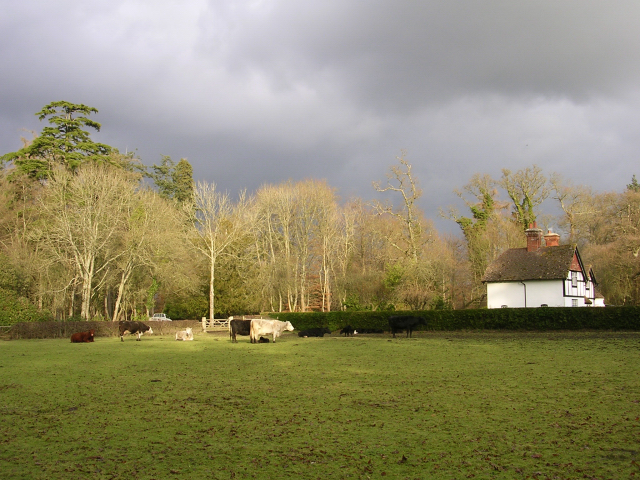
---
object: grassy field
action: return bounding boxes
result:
[1,330,639,479]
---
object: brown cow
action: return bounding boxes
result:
[70,330,95,343]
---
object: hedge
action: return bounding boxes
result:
[5,320,204,340]
[6,307,640,340]
[271,307,640,332]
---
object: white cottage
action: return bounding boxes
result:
[482,223,604,308]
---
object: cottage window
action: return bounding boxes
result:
[572,298,578,307]
[571,271,577,287]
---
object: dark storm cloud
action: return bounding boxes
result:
[204,1,640,106]
[2,1,640,233]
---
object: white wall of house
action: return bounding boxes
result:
[487,276,599,308]
[487,280,564,308]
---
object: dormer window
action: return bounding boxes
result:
[571,271,577,287]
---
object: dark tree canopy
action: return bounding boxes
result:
[2,101,112,179]
[173,158,195,205]
[149,156,194,205]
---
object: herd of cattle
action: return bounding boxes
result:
[227,315,426,342]
[70,315,427,343]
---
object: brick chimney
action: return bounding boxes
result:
[526,222,543,252]
[544,229,560,247]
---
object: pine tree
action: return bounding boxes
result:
[149,156,194,205]
[2,101,112,179]
[627,175,640,193]
[173,158,194,205]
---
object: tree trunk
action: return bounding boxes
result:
[112,268,131,322]
[80,256,95,320]
[209,259,215,320]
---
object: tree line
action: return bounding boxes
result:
[1,101,639,322]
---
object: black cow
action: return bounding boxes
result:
[119,321,153,342]
[340,325,356,337]
[388,315,426,338]
[229,319,252,343]
[298,328,331,338]
[258,336,270,343]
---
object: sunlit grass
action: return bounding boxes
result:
[1,331,639,479]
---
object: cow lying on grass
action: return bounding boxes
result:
[119,321,153,342]
[298,328,331,338]
[70,330,94,343]
[175,327,193,341]
[250,319,294,343]
[358,328,384,334]
[258,336,270,343]
[388,315,427,338]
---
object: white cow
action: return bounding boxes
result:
[175,327,193,341]
[249,319,294,343]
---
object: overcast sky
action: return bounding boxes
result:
[2,1,640,233]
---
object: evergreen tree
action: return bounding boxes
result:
[174,158,195,205]
[2,101,112,179]
[150,155,176,200]
[149,156,194,205]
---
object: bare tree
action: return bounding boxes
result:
[250,180,344,312]
[191,181,251,320]
[36,163,136,319]
[550,173,598,244]
[298,180,339,311]
[500,165,549,231]
[252,182,296,312]
[108,190,195,322]
[330,200,358,310]
[372,151,426,262]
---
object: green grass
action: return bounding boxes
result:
[1,331,639,479]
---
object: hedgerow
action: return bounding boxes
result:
[272,306,640,331]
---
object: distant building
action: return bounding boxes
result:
[482,223,604,308]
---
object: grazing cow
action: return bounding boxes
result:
[175,327,193,341]
[249,319,294,343]
[118,321,153,342]
[229,319,252,343]
[298,327,331,338]
[340,325,356,336]
[70,330,95,343]
[358,328,384,334]
[388,315,427,338]
[258,336,270,343]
